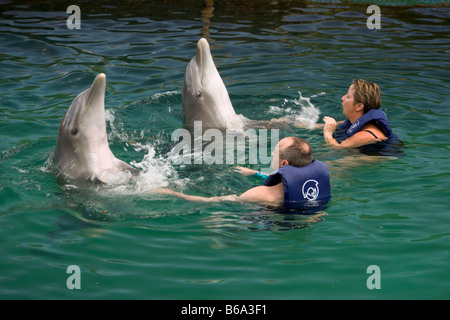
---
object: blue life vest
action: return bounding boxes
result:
[340,109,393,139]
[264,160,331,210]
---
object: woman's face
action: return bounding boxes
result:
[341,84,358,118]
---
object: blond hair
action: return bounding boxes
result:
[352,79,382,114]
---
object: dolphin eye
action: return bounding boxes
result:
[71,128,79,136]
[197,91,203,98]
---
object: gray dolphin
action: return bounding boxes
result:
[54,73,139,184]
[182,38,246,131]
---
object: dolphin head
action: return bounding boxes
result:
[54,73,137,183]
[182,38,240,130]
[60,73,107,141]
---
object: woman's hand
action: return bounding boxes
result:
[323,116,337,135]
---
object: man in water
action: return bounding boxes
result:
[158,137,331,209]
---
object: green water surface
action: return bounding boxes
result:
[0,0,449,300]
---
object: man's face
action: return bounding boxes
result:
[270,138,291,170]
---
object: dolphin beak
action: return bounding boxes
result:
[79,73,106,127]
[61,74,106,131]
[197,38,209,54]
[196,38,212,82]
[86,73,106,108]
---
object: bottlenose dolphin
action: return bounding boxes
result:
[54,73,139,184]
[183,38,246,131]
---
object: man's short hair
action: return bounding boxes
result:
[280,137,313,167]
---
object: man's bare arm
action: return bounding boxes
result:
[157,188,239,203]
[157,183,284,207]
[239,184,284,206]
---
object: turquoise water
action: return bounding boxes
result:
[1,0,449,300]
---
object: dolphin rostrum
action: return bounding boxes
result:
[54,73,139,184]
[182,38,247,131]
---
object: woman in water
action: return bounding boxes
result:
[321,79,393,149]
[275,78,403,157]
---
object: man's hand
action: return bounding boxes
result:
[157,188,238,203]
[156,188,177,196]
[234,166,258,176]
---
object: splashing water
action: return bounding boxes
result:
[128,142,185,193]
[293,92,323,129]
[269,91,323,129]
[102,109,186,195]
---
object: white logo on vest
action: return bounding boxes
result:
[302,179,319,201]
[348,120,360,133]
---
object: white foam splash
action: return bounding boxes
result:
[130,142,181,191]
[268,91,323,129]
[292,91,322,129]
[102,107,186,195]
[150,90,180,101]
